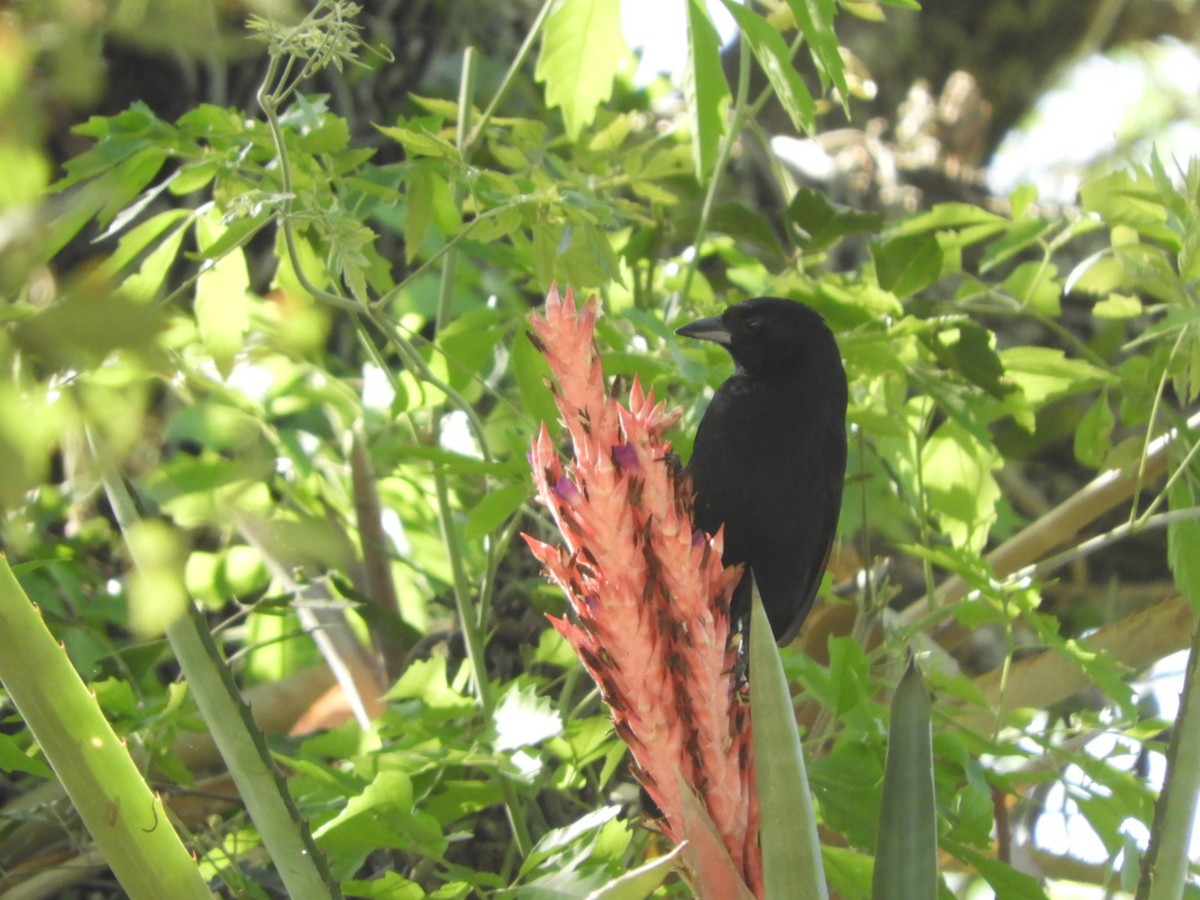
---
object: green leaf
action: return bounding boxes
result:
[822,846,874,900]
[999,346,1116,406]
[0,733,51,778]
[788,187,884,251]
[535,0,630,140]
[343,872,425,900]
[313,768,446,876]
[684,0,730,183]
[584,844,684,900]
[14,291,168,367]
[873,658,937,900]
[890,202,1006,236]
[922,419,1001,554]
[1080,168,1179,250]
[946,842,1049,900]
[1168,477,1200,613]
[464,483,530,540]
[188,210,272,263]
[783,0,848,104]
[871,233,943,298]
[751,589,828,900]
[1002,260,1061,315]
[386,657,474,709]
[1074,390,1114,468]
[720,0,815,133]
[403,167,434,266]
[375,123,461,162]
[194,212,251,379]
[923,323,1012,399]
[1093,292,1143,319]
[296,116,350,154]
[97,208,192,281]
[120,212,194,302]
[708,202,786,262]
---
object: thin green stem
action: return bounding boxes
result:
[463,0,557,157]
[86,425,340,900]
[1132,326,1187,525]
[1137,618,1200,900]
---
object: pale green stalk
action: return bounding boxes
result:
[0,556,212,900]
[87,427,341,900]
[1138,621,1200,900]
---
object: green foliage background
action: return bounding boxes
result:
[1,0,1199,897]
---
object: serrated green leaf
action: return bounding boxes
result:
[923,323,1012,399]
[1074,390,1114,468]
[296,116,350,154]
[0,733,52,778]
[1000,345,1116,406]
[720,0,815,133]
[922,419,1000,553]
[871,233,943,298]
[404,167,434,264]
[97,208,192,281]
[194,212,251,379]
[890,202,1004,237]
[1002,260,1061,315]
[386,657,474,709]
[1093,292,1142,319]
[708,201,786,262]
[788,187,884,251]
[535,0,629,140]
[121,212,193,302]
[375,124,461,162]
[783,0,848,104]
[684,0,730,183]
[464,483,529,540]
[1168,477,1200,613]
[979,217,1055,272]
[1080,168,1180,250]
[188,210,272,263]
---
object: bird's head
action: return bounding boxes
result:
[675,297,839,381]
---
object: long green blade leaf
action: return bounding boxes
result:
[750,586,828,900]
[873,657,937,900]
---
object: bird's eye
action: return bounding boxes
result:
[745,316,763,332]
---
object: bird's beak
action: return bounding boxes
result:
[675,315,732,346]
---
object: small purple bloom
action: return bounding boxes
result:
[612,443,640,472]
[554,475,583,507]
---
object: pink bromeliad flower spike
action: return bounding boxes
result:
[523,285,762,898]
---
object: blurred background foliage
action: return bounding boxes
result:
[2,0,1200,896]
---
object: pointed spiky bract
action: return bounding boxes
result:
[524,285,762,896]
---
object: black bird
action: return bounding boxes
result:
[676,297,848,645]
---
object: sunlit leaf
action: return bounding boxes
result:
[535,0,630,140]
[684,0,730,183]
[871,233,943,298]
[783,0,848,103]
[720,0,815,133]
[194,211,251,379]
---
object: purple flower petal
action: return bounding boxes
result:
[554,475,583,507]
[612,443,640,472]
